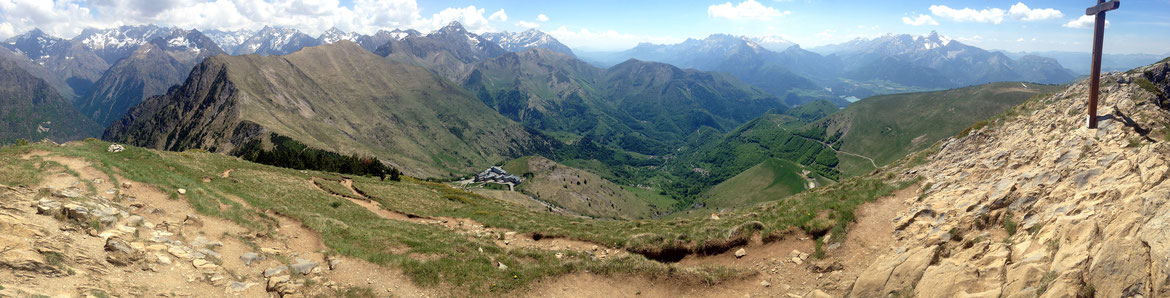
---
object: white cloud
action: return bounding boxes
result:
[708,0,789,21]
[516,21,539,29]
[815,29,833,40]
[929,5,1006,24]
[536,14,549,22]
[547,26,681,51]
[902,14,938,26]
[1017,37,1025,42]
[426,6,496,33]
[1009,2,1062,21]
[489,9,507,22]
[0,0,511,40]
[1063,15,1110,29]
[956,35,983,43]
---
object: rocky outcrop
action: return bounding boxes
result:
[847,61,1170,297]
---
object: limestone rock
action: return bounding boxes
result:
[35,199,62,215]
[803,290,832,298]
[240,252,263,266]
[104,237,142,266]
[264,265,288,277]
[290,258,317,275]
[734,248,747,258]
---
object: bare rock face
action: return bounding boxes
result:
[849,61,1170,297]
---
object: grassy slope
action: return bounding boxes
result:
[827,82,1063,175]
[1,140,742,295]
[498,156,673,219]
[700,158,810,211]
[1,139,918,289]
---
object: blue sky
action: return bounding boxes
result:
[407,0,1170,54]
[2,0,1167,54]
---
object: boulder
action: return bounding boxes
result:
[35,199,62,215]
[734,248,747,258]
[264,265,288,277]
[107,144,125,153]
[803,290,832,298]
[240,252,263,266]
[105,237,142,266]
[1088,238,1151,297]
[192,258,219,270]
[290,258,317,275]
[62,203,90,221]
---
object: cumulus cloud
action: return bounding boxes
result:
[708,0,790,21]
[929,5,1006,24]
[902,14,938,26]
[1063,15,1110,29]
[0,0,512,39]
[547,26,681,51]
[489,9,507,22]
[536,14,549,22]
[425,6,496,33]
[516,21,539,29]
[1009,2,1062,21]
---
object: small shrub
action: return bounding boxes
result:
[1003,212,1018,236]
[1127,137,1143,148]
[1036,271,1059,295]
[811,237,826,259]
[957,121,989,138]
[1134,77,1162,96]
[1027,222,1044,235]
[330,201,343,209]
[1078,283,1096,298]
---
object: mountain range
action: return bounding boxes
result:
[581,31,1078,102]
[76,28,226,125]
[482,29,575,57]
[104,41,555,177]
[0,56,100,143]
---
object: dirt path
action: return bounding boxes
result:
[549,182,922,297]
[338,178,366,199]
[793,133,879,169]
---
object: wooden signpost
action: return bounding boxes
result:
[1085,0,1120,129]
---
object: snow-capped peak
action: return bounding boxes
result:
[75,25,168,51]
[318,27,360,44]
[2,28,65,60]
[743,35,796,52]
[481,29,574,56]
[203,29,254,54]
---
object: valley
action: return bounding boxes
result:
[1,3,1168,296]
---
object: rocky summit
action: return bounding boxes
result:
[849,62,1170,297]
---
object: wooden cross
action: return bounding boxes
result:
[1085,0,1120,129]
